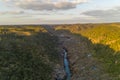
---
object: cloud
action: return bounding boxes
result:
[0,10,24,15]
[82,7,120,21]
[2,0,88,10]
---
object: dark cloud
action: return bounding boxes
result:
[2,0,88,10]
[17,2,76,10]
[82,7,120,20]
[0,11,24,15]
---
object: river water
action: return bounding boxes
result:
[63,49,71,80]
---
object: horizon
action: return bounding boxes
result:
[0,0,120,25]
[0,21,120,26]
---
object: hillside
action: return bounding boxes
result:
[80,25,120,51]
[54,23,120,80]
[55,24,120,51]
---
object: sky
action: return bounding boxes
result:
[0,0,120,25]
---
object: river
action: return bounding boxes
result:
[63,49,71,80]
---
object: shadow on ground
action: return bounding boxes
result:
[55,29,120,80]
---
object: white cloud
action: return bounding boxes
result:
[2,0,88,10]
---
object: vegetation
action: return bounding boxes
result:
[0,26,59,80]
[55,24,120,51]
[55,23,120,79]
[81,25,120,79]
[80,25,120,51]
[93,44,120,79]
[0,24,120,79]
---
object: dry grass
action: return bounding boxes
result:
[0,26,47,36]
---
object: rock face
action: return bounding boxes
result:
[54,29,111,80]
[45,25,112,80]
[53,64,66,80]
[44,26,66,80]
